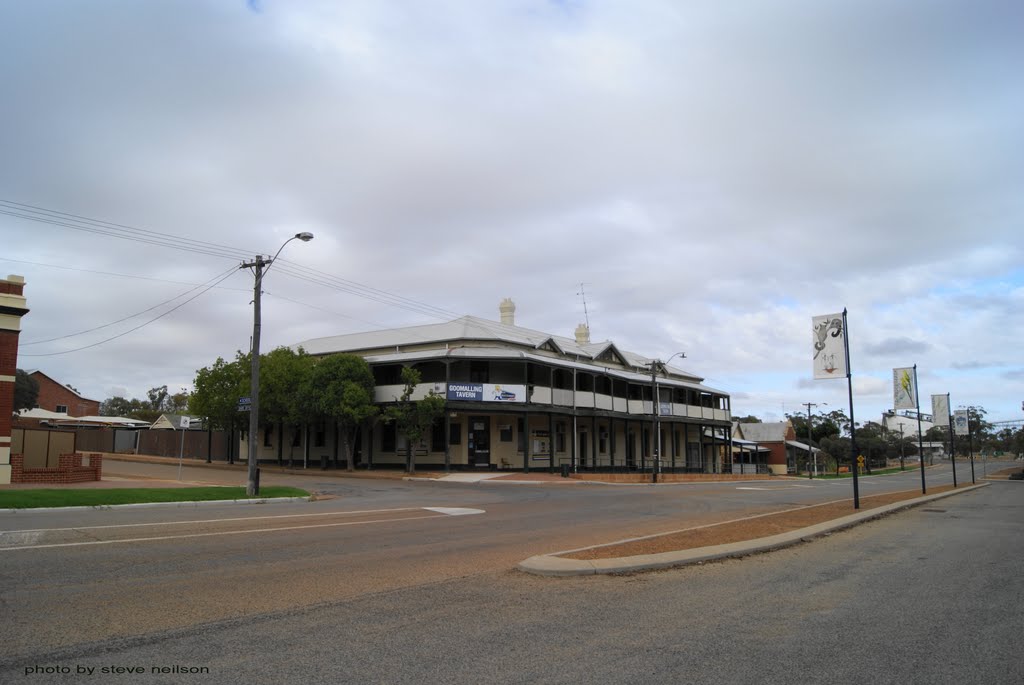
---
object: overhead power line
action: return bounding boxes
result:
[20,266,240,346]
[19,267,240,357]
[1,199,463,322]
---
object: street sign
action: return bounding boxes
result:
[180,416,191,429]
[237,397,251,412]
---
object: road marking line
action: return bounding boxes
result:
[0,512,458,552]
[423,507,485,516]
[0,507,426,535]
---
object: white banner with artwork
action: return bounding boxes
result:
[953,409,969,436]
[812,313,847,379]
[931,394,950,426]
[893,367,917,410]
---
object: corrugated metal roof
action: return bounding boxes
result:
[295,315,714,389]
[736,422,790,443]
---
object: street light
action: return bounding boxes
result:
[243,232,314,497]
[650,352,685,483]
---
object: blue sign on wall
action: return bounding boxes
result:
[447,383,483,401]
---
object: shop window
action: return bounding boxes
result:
[517,418,524,451]
[314,422,325,448]
[449,422,461,445]
[263,425,273,447]
[555,422,566,452]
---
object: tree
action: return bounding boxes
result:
[734,415,762,424]
[14,369,38,411]
[190,353,249,433]
[147,385,169,413]
[304,354,378,471]
[100,396,135,417]
[385,367,445,474]
[260,347,314,465]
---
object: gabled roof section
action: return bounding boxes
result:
[534,337,564,355]
[583,341,630,367]
[27,370,99,403]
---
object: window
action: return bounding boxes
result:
[499,423,513,442]
[555,422,566,453]
[292,428,302,447]
[314,422,325,448]
[470,361,489,382]
[263,425,273,447]
[449,422,461,445]
[517,418,524,451]
[55,405,68,413]
[381,424,396,452]
[599,427,608,454]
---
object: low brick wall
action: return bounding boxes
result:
[571,472,776,483]
[10,452,103,484]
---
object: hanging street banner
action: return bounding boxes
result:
[931,394,950,426]
[953,410,969,436]
[893,367,916,410]
[812,313,847,379]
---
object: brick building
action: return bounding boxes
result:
[27,370,100,416]
[1,274,30,485]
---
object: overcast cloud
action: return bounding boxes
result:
[2,1,1022,424]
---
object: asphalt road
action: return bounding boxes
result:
[0,460,1017,683]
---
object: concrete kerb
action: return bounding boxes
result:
[517,483,990,577]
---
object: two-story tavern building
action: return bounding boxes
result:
[246,300,733,473]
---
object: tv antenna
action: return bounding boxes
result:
[577,282,591,328]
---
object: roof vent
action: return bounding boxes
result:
[499,298,516,326]
[574,323,590,344]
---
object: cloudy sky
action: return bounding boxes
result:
[2,0,1022,426]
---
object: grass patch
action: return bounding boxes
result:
[812,466,915,479]
[0,486,310,509]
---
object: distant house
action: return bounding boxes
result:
[732,421,816,475]
[26,370,100,416]
[150,414,204,431]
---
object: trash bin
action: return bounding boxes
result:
[561,463,570,478]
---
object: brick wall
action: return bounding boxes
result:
[30,372,101,416]
[10,452,103,484]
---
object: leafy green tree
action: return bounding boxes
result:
[100,396,134,417]
[256,344,311,462]
[385,367,445,474]
[260,347,314,447]
[14,369,38,411]
[190,353,249,432]
[734,415,762,424]
[304,354,378,471]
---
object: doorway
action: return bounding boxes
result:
[468,417,491,468]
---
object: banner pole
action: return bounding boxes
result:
[915,365,926,494]
[843,309,859,509]
[947,393,956,488]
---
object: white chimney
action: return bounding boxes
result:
[574,323,590,344]
[499,298,516,326]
